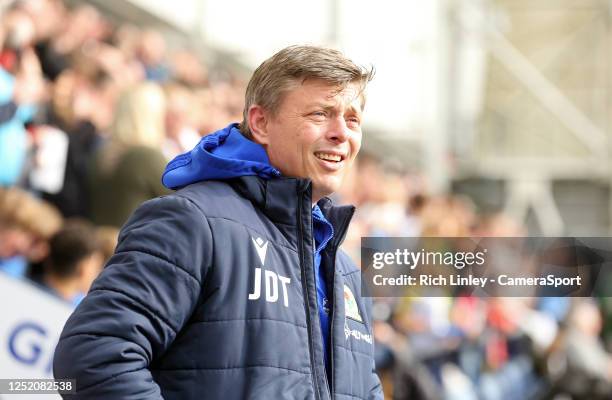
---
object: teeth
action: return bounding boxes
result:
[315,152,342,162]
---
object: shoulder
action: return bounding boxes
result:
[118,193,213,278]
[173,180,256,221]
[122,193,209,236]
[171,181,292,249]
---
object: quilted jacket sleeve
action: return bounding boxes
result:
[53,195,212,399]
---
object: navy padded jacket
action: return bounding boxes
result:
[53,175,383,399]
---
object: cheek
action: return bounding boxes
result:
[350,134,362,159]
[268,136,305,173]
[294,131,314,163]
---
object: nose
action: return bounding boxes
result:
[326,116,350,143]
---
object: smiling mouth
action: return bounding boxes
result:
[314,152,343,163]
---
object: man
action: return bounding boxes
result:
[40,219,104,306]
[54,45,382,399]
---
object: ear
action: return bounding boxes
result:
[248,104,271,146]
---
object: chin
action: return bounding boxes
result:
[312,181,341,200]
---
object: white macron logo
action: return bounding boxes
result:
[252,237,268,265]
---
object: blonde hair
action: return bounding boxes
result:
[239,45,374,138]
[111,82,166,148]
[99,82,166,172]
[0,188,63,239]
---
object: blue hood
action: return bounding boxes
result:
[162,123,280,189]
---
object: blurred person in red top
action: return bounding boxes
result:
[0,5,46,186]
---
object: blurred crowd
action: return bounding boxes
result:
[0,1,611,399]
[0,0,244,299]
[336,159,612,399]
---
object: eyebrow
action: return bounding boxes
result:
[308,102,363,114]
[347,103,363,114]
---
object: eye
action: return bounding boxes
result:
[311,111,326,118]
[346,116,361,128]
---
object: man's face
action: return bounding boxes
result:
[258,79,363,202]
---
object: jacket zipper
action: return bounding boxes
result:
[317,236,333,400]
[327,250,335,400]
[327,207,355,400]
[297,192,321,400]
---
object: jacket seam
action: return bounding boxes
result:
[204,215,299,253]
[58,332,151,360]
[113,248,200,285]
[174,194,215,301]
[155,365,310,374]
[334,344,373,358]
[173,194,214,250]
[342,269,360,277]
[176,192,298,253]
[174,194,215,285]
[190,317,307,329]
[75,366,148,393]
[334,393,365,399]
[89,287,177,334]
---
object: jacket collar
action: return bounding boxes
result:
[231,176,354,248]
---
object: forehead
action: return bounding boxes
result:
[281,79,364,111]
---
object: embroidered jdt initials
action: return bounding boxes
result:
[248,268,291,307]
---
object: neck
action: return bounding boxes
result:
[44,274,80,301]
[311,190,324,206]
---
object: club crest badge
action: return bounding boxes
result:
[343,285,363,323]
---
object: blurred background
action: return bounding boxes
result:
[0,0,611,398]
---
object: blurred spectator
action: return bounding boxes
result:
[0,7,46,186]
[137,29,170,82]
[37,118,100,218]
[602,296,612,352]
[549,299,612,398]
[419,196,475,237]
[95,225,119,264]
[358,171,416,237]
[41,219,103,306]
[114,24,140,58]
[170,49,208,86]
[33,4,108,81]
[162,83,200,160]
[472,212,526,237]
[21,0,65,45]
[89,82,170,227]
[37,68,110,218]
[193,84,245,135]
[0,187,62,278]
